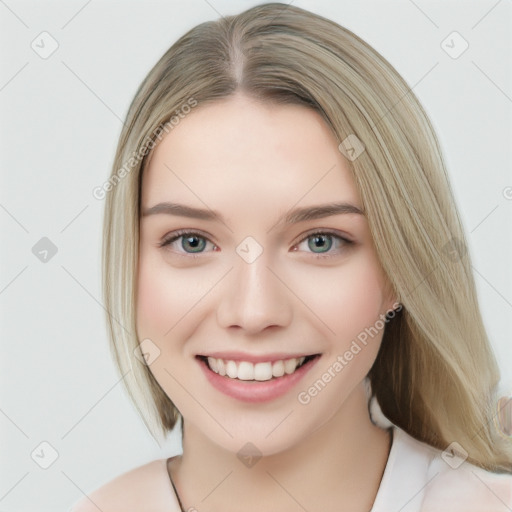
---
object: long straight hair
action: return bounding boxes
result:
[102,2,512,472]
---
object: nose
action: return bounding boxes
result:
[216,250,293,334]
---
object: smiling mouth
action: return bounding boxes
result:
[196,354,320,382]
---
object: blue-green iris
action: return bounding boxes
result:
[182,235,206,253]
[308,234,333,253]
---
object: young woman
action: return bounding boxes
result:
[73,3,512,511]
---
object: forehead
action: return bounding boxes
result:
[141,94,361,217]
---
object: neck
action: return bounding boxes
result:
[169,382,392,512]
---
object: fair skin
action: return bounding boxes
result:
[77,92,397,511]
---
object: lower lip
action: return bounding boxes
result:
[197,356,320,403]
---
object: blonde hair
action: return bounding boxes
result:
[102,2,512,472]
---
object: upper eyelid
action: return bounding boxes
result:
[297,228,353,243]
[160,229,215,246]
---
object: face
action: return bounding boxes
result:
[137,92,396,456]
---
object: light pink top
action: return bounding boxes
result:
[370,425,512,511]
[164,425,512,512]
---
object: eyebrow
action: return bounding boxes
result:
[141,201,364,225]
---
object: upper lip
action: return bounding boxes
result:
[197,351,319,364]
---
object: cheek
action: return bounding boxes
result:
[336,268,386,339]
[135,252,206,406]
[289,252,388,350]
[136,251,192,342]
[136,249,220,347]
[291,256,388,413]
[136,257,167,340]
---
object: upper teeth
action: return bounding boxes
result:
[206,357,306,381]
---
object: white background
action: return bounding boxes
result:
[0,1,511,510]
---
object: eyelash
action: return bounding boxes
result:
[158,229,354,260]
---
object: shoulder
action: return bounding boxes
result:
[421,455,512,512]
[385,426,512,512]
[70,458,179,512]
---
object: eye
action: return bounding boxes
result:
[293,230,353,259]
[159,230,217,257]
[158,229,353,260]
